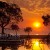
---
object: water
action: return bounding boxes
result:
[0,39,50,50]
[0,44,49,50]
[2,44,49,50]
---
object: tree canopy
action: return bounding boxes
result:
[42,14,50,26]
[0,1,23,34]
[24,27,32,35]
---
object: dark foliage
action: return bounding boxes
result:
[11,24,19,30]
[6,3,23,22]
[24,27,32,33]
[0,1,23,34]
[42,14,50,26]
[0,11,10,27]
[0,1,9,9]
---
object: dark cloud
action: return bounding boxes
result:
[46,0,50,7]
[14,0,50,11]
[1,0,50,11]
[38,0,47,8]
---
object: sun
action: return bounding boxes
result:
[32,22,41,28]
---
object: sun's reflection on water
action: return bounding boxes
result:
[31,39,41,50]
[0,39,50,50]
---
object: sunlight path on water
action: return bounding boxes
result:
[18,44,50,50]
[31,39,50,50]
[0,39,50,50]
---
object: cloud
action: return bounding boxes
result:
[46,0,50,7]
[0,0,50,35]
[21,8,50,16]
[13,0,50,11]
[1,0,50,11]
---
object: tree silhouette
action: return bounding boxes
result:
[0,1,23,34]
[24,27,32,49]
[6,3,23,22]
[11,24,19,35]
[0,1,10,34]
[42,15,50,49]
[0,11,10,34]
[42,14,50,26]
[24,27,32,36]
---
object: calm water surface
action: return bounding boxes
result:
[0,39,50,50]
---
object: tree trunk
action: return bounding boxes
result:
[27,32,29,40]
[28,32,29,36]
[2,26,4,34]
[2,23,4,34]
[2,46,5,50]
[16,30,17,35]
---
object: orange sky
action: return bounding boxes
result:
[0,0,50,50]
[0,0,50,35]
[18,8,50,35]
